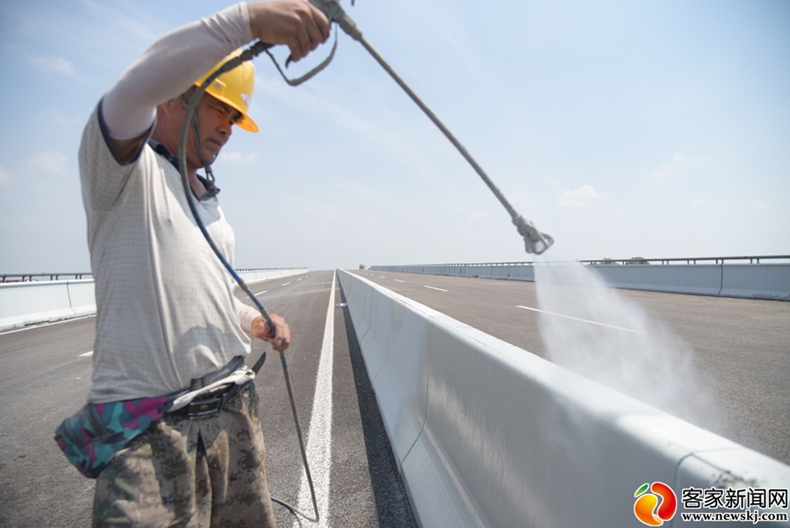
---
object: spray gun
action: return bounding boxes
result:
[214,2,554,255]
[281,0,555,254]
[178,2,554,523]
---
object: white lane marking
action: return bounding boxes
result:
[0,315,94,335]
[516,306,643,334]
[379,276,386,279]
[79,351,94,357]
[424,285,449,292]
[282,282,291,286]
[255,290,268,296]
[394,279,405,283]
[298,278,303,281]
[293,271,336,527]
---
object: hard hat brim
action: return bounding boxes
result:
[195,50,259,133]
[212,93,258,133]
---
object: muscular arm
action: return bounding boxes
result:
[103,4,253,161]
[103,1,329,162]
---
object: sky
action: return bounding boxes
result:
[0,0,788,273]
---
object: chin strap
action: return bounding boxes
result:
[179,94,220,198]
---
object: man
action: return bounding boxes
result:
[74,2,329,526]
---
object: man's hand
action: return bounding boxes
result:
[251,314,291,352]
[247,1,330,63]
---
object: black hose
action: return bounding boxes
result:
[177,41,320,524]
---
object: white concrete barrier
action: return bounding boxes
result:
[366,296,436,466]
[338,269,790,528]
[0,281,83,330]
[592,264,723,296]
[514,265,535,281]
[238,267,307,284]
[374,263,790,300]
[720,264,790,301]
[67,280,97,316]
[0,268,308,332]
[343,269,374,343]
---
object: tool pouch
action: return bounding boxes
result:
[54,395,169,479]
[54,355,262,478]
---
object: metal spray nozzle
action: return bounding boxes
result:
[513,215,554,255]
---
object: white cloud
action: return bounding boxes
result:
[558,185,608,208]
[220,151,259,163]
[27,151,69,175]
[0,164,10,186]
[688,199,706,208]
[30,55,77,77]
[652,164,671,177]
[654,153,713,178]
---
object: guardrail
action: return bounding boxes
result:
[337,269,790,528]
[1,273,92,283]
[372,256,790,301]
[0,268,308,331]
[376,255,790,268]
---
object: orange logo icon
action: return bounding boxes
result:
[634,482,677,526]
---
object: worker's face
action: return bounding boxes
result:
[170,89,243,169]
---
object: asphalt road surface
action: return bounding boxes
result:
[0,271,417,528]
[355,269,790,468]
[1,269,788,527]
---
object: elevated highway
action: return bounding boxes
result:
[1,269,788,526]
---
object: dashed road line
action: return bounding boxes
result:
[424,285,449,292]
[79,351,94,357]
[516,305,643,333]
[394,279,405,283]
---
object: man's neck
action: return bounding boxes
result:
[148,140,208,199]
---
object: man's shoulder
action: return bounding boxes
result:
[80,99,157,174]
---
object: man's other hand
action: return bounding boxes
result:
[252,314,291,352]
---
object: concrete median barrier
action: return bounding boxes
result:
[0,281,79,330]
[338,269,790,528]
[374,262,790,300]
[359,288,397,381]
[238,268,308,284]
[1,268,308,332]
[593,264,723,295]
[66,280,96,317]
[720,264,790,301]
[366,295,432,466]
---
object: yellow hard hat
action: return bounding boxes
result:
[195,49,258,133]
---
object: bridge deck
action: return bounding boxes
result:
[1,269,788,526]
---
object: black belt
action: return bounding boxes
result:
[174,385,237,418]
[171,352,266,419]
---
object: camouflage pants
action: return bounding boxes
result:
[92,382,276,528]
